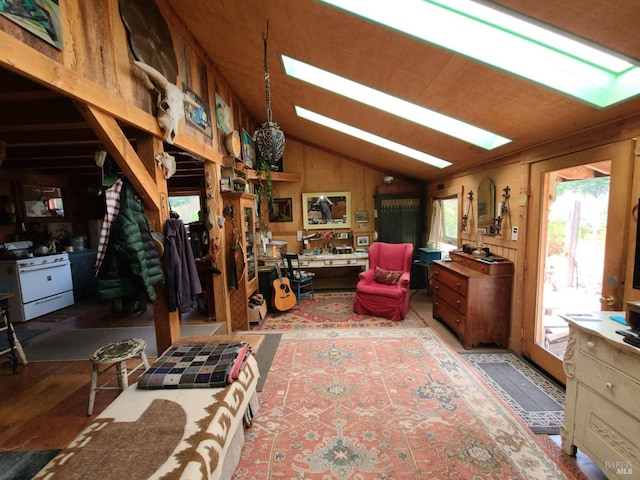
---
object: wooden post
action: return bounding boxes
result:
[136,135,180,354]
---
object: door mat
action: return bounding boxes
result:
[23,324,219,362]
[460,351,565,434]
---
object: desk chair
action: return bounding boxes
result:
[281,253,315,304]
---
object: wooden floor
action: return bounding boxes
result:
[0,291,605,480]
[0,296,224,452]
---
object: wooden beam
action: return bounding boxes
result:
[75,102,161,211]
[0,29,219,164]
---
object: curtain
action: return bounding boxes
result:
[428,199,443,249]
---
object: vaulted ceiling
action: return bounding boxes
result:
[167,0,640,181]
[2,0,640,187]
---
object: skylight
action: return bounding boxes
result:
[282,55,510,150]
[320,0,640,108]
[295,106,452,169]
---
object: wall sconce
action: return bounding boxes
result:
[461,190,474,232]
[491,185,511,236]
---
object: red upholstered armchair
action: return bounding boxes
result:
[353,242,414,321]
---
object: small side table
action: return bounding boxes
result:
[1,292,28,374]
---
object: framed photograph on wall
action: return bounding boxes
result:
[183,85,213,137]
[356,235,370,246]
[269,197,293,222]
[338,232,349,240]
[215,93,232,134]
[355,211,369,223]
[241,129,255,169]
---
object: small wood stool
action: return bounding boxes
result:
[87,337,149,416]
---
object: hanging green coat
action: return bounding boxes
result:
[96,179,164,302]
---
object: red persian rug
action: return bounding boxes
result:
[233,328,585,479]
[257,292,426,330]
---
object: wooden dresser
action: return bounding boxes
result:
[561,313,640,480]
[431,251,513,349]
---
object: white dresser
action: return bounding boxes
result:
[561,312,640,479]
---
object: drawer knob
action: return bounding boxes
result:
[456,300,461,305]
[605,382,614,390]
[586,341,595,349]
[456,318,460,324]
[456,282,461,287]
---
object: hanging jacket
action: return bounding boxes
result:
[164,218,202,312]
[96,179,164,302]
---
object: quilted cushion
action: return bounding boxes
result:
[373,266,403,285]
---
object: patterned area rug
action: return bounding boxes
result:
[460,352,565,434]
[233,329,582,479]
[256,292,426,330]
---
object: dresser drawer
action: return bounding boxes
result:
[576,351,640,418]
[574,386,640,480]
[432,266,467,295]
[576,333,640,385]
[433,294,466,337]
[432,280,467,314]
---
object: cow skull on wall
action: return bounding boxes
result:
[134,61,198,144]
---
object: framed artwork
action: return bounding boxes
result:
[355,211,369,223]
[241,129,255,169]
[338,232,349,239]
[0,0,63,50]
[215,93,232,134]
[183,85,213,137]
[356,235,370,246]
[269,197,293,223]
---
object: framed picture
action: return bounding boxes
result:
[215,93,232,134]
[338,232,349,239]
[241,129,255,169]
[269,197,293,222]
[355,211,369,223]
[0,0,64,50]
[183,85,213,137]
[356,235,370,246]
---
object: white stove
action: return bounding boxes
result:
[0,243,74,322]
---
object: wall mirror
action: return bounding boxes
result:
[23,185,66,218]
[302,191,351,230]
[476,178,495,233]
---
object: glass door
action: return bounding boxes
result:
[243,204,256,284]
[523,141,634,382]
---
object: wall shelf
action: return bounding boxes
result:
[246,171,300,182]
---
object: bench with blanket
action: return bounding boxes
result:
[35,342,260,480]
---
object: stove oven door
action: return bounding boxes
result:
[18,261,74,320]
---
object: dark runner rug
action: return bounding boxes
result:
[249,333,281,392]
[0,329,48,350]
[460,351,565,434]
[23,324,219,361]
[0,449,60,480]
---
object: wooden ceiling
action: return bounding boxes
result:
[2,0,640,187]
[166,0,640,181]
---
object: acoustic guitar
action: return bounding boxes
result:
[272,249,296,312]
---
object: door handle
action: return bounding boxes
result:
[599,295,615,306]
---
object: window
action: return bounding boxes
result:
[429,197,458,253]
[169,195,201,223]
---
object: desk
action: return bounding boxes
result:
[1,292,28,373]
[299,252,369,270]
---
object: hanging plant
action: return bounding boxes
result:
[255,153,274,213]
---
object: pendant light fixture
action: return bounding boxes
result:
[254,22,285,168]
